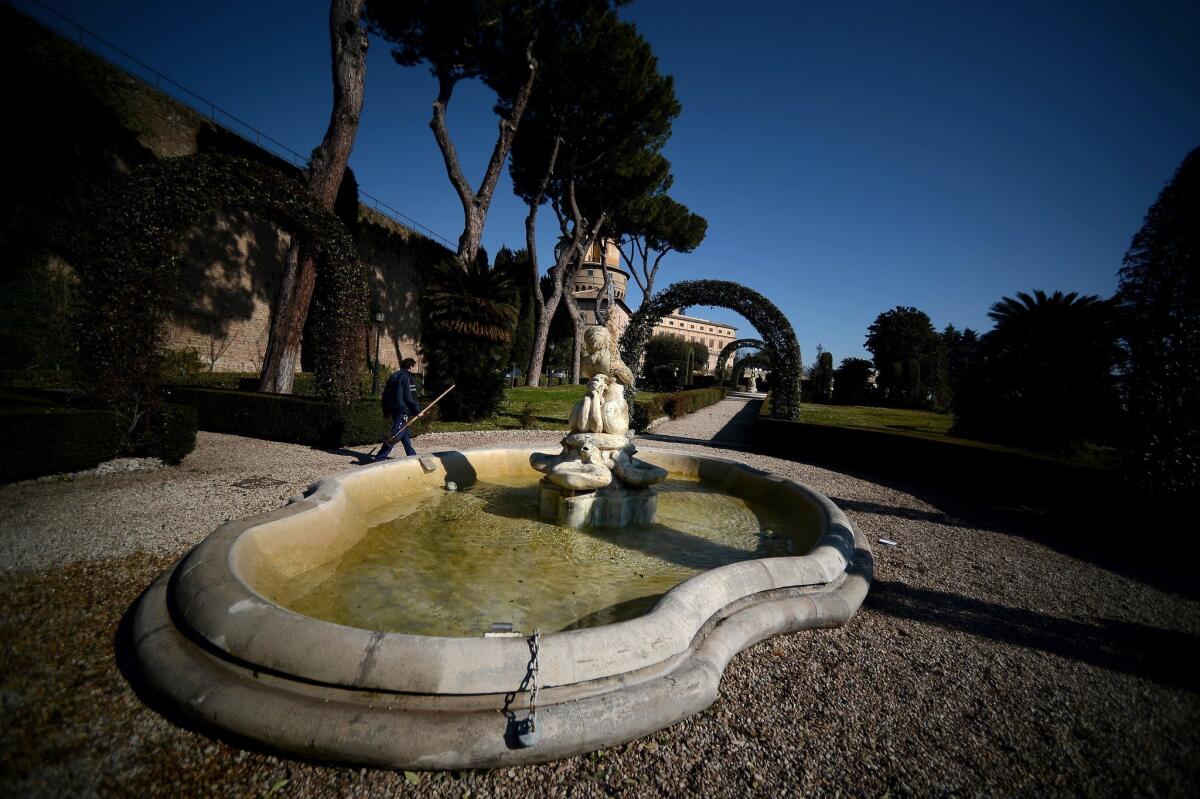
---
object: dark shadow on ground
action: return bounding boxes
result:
[827,496,972,528]
[710,397,765,445]
[637,432,752,452]
[640,397,763,452]
[315,444,377,465]
[866,579,1199,692]
[753,441,1200,601]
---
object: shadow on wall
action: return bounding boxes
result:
[175,209,286,339]
[357,215,447,371]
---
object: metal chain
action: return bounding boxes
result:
[527,628,541,731]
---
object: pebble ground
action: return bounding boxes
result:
[1,403,1198,797]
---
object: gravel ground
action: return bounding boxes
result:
[644,395,760,444]
[1,428,1198,797]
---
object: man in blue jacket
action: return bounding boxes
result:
[375,358,420,460]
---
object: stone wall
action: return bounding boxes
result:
[4,6,446,378]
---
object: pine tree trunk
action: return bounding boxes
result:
[259,0,367,394]
[563,279,585,383]
[527,310,553,387]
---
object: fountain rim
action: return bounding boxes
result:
[169,446,861,696]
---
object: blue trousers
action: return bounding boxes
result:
[375,414,417,459]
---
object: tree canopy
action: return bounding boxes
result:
[864,306,945,406]
[1115,146,1200,507]
[365,0,548,265]
[611,174,707,306]
[833,357,874,405]
[508,4,680,385]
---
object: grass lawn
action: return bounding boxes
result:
[767,400,1116,468]
[424,384,587,432]
[798,404,955,437]
[422,385,669,433]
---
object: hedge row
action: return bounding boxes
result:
[0,400,197,482]
[751,416,1112,508]
[163,386,391,447]
[633,387,727,428]
[0,405,123,482]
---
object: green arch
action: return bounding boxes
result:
[731,352,772,386]
[620,280,802,420]
[716,338,766,385]
[76,154,368,410]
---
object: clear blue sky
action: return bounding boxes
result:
[16,0,1200,363]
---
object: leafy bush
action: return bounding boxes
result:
[0,404,123,482]
[518,402,537,429]
[135,402,198,464]
[163,386,390,447]
[159,348,206,381]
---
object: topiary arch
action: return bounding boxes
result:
[75,154,368,414]
[731,352,772,385]
[716,338,766,385]
[620,280,803,420]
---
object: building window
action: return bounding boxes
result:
[587,269,593,276]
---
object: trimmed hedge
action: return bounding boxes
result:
[137,403,198,464]
[164,386,391,447]
[752,416,1113,507]
[634,387,726,429]
[0,405,124,482]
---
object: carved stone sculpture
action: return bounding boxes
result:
[531,325,666,528]
[580,322,635,387]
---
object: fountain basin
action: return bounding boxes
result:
[133,447,872,768]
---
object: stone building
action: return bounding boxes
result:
[568,240,634,339]
[567,241,737,373]
[650,313,738,372]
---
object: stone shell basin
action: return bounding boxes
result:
[133,447,873,769]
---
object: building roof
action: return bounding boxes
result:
[660,311,738,331]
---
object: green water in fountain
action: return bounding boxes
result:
[273,477,818,637]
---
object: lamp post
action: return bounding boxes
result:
[370,309,385,395]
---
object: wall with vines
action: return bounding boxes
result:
[75,154,368,413]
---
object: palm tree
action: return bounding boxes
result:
[954,290,1121,449]
[421,256,521,421]
[424,257,519,344]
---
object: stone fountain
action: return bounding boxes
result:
[530,323,667,528]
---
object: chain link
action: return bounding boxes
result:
[528,628,541,731]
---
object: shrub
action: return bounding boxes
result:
[163,386,389,447]
[518,402,537,429]
[633,387,725,427]
[159,348,206,381]
[134,402,198,464]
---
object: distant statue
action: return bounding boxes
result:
[580,324,634,387]
[748,375,758,393]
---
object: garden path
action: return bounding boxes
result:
[641,394,764,449]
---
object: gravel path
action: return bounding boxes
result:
[2,430,1198,797]
[645,396,760,444]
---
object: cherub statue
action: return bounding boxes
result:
[601,378,629,435]
[568,374,608,433]
[580,323,634,387]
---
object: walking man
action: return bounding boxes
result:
[376,357,420,460]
